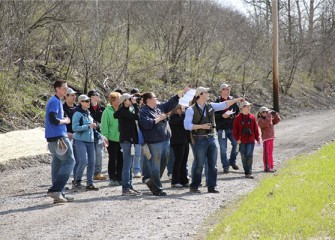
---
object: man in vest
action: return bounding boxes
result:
[215,83,240,173]
[184,87,244,193]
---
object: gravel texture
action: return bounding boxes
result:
[0,110,335,240]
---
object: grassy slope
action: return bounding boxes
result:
[207,143,335,239]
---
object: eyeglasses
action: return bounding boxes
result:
[81,100,90,103]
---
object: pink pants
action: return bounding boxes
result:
[263,139,274,171]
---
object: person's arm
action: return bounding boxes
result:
[272,112,281,125]
[100,110,109,138]
[233,116,241,143]
[253,117,261,143]
[211,97,244,112]
[183,107,211,131]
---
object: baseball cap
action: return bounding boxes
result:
[220,83,231,90]
[78,94,90,102]
[130,88,140,94]
[259,106,271,112]
[195,87,210,97]
[240,101,251,108]
[119,93,133,103]
[67,88,77,95]
[87,90,100,97]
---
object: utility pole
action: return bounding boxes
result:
[272,0,280,112]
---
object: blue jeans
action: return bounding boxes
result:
[94,138,104,175]
[74,140,95,185]
[147,140,170,193]
[167,146,175,175]
[141,153,151,183]
[120,142,133,191]
[190,137,218,190]
[133,144,142,174]
[48,137,75,192]
[191,143,208,184]
[217,129,238,170]
[239,143,255,175]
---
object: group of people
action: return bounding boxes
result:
[45,80,281,203]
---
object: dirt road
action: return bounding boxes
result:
[0,110,334,240]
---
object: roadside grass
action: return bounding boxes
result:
[207,143,335,239]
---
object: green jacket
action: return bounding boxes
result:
[101,104,120,142]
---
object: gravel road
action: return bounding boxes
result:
[0,110,334,240]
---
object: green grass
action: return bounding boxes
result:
[207,143,335,240]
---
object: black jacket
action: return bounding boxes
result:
[169,113,190,145]
[114,104,139,144]
[214,96,240,130]
[63,102,77,133]
[88,103,105,132]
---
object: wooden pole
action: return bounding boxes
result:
[272,0,280,112]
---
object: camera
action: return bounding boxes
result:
[242,127,252,136]
[135,97,142,104]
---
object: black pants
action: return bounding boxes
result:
[107,140,123,182]
[171,143,189,185]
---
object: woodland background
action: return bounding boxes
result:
[0,0,335,132]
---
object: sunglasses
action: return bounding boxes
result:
[81,100,90,103]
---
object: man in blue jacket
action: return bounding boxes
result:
[139,87,188,196]
[45,80,75,203]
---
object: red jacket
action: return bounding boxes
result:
[233,113,260,144]
[257,112,281,141]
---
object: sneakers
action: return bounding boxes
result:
[223,168,230,174]
[265,169,276,173]
[190,188,201,194]
[72,180,84,190]
[133,172,142,178]
[109,180,120,186]
[230,164,239,170]
[208,188,220,193]
[47,191,68,204]
[245,174,254,179]
[153,191,167,196]
[86,184,99,191]
[171,183,184,188]
[122,189,141,196]
[130,188,141,194]
[93,173,107,181]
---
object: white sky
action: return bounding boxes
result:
[217,0,248,14]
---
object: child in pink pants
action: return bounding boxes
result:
[257,106,281,172]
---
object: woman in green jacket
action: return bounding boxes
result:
[101,92,123,186]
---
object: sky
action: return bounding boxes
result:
[217,0,248,15]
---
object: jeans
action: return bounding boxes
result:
[141,153,151,183]
[133,144,142,174]
[217,129,238,170]
[48,137,75,192]
[120,142,133,191]
[191,143,208,184]
[72,140,78,180]
[94,138,104,175]
[239,143,255,175]
[74,140,95,185]
[147,140,170,193]
[167,146,175,176]
[190,137,218,190]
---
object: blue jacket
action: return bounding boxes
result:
[139,95,179,144]
[72,106,95,143]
